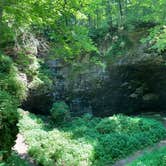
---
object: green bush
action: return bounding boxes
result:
[141,26,166,53]
[94,133,140,165]
[129,147,166,166]
[50,102,70,123]
[0,91,18,159]
[18,112,166,166]
[18,111,94,166]
[0,152,29,166]
[0,54,27,101]
[95,114,165,134]
[0,73,27,102]
[0,54,27,161]
[15,53,39,80]
[94,115,166,164]
[0,55,13,74]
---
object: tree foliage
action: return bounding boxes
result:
[1,0,166,59]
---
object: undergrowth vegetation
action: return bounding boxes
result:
[0,54,27,101]
[0,152,29,166]
[129,146,166,166]
[50,101,70,123]
[0,91,18,159]
[141,25,166,53]
[0,54,27,160]
[18,110,166,166]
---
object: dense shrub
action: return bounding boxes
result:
[0,152,29,166]
[0,73,27,102]
[94,115,166,164]
[50,102,70,123]
[0,54,27,161]
[95,114,165,134]
[0,55,13,73]
[141,26,166,53]
[18,111,93,166]
[15,53,39,80]
[0,91,18,159]
[0,54,27,101]
[129,147,166,166]
[18,111,166,166]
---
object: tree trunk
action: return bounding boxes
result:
[63,0,68,26]
[0,6,3,47]
[0,0,5,23]
[96,9,99,28]
[118,0,123,25]
[106,0,112,26]
[88,15,91,28]
[0,7,3,24]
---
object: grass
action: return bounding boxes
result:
[0,152,30,166]
[129,146,166,166]
[18,110,166,166]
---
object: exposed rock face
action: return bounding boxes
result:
[47,58,108,116]
[48,50,166,117]
[93,58,166,116]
